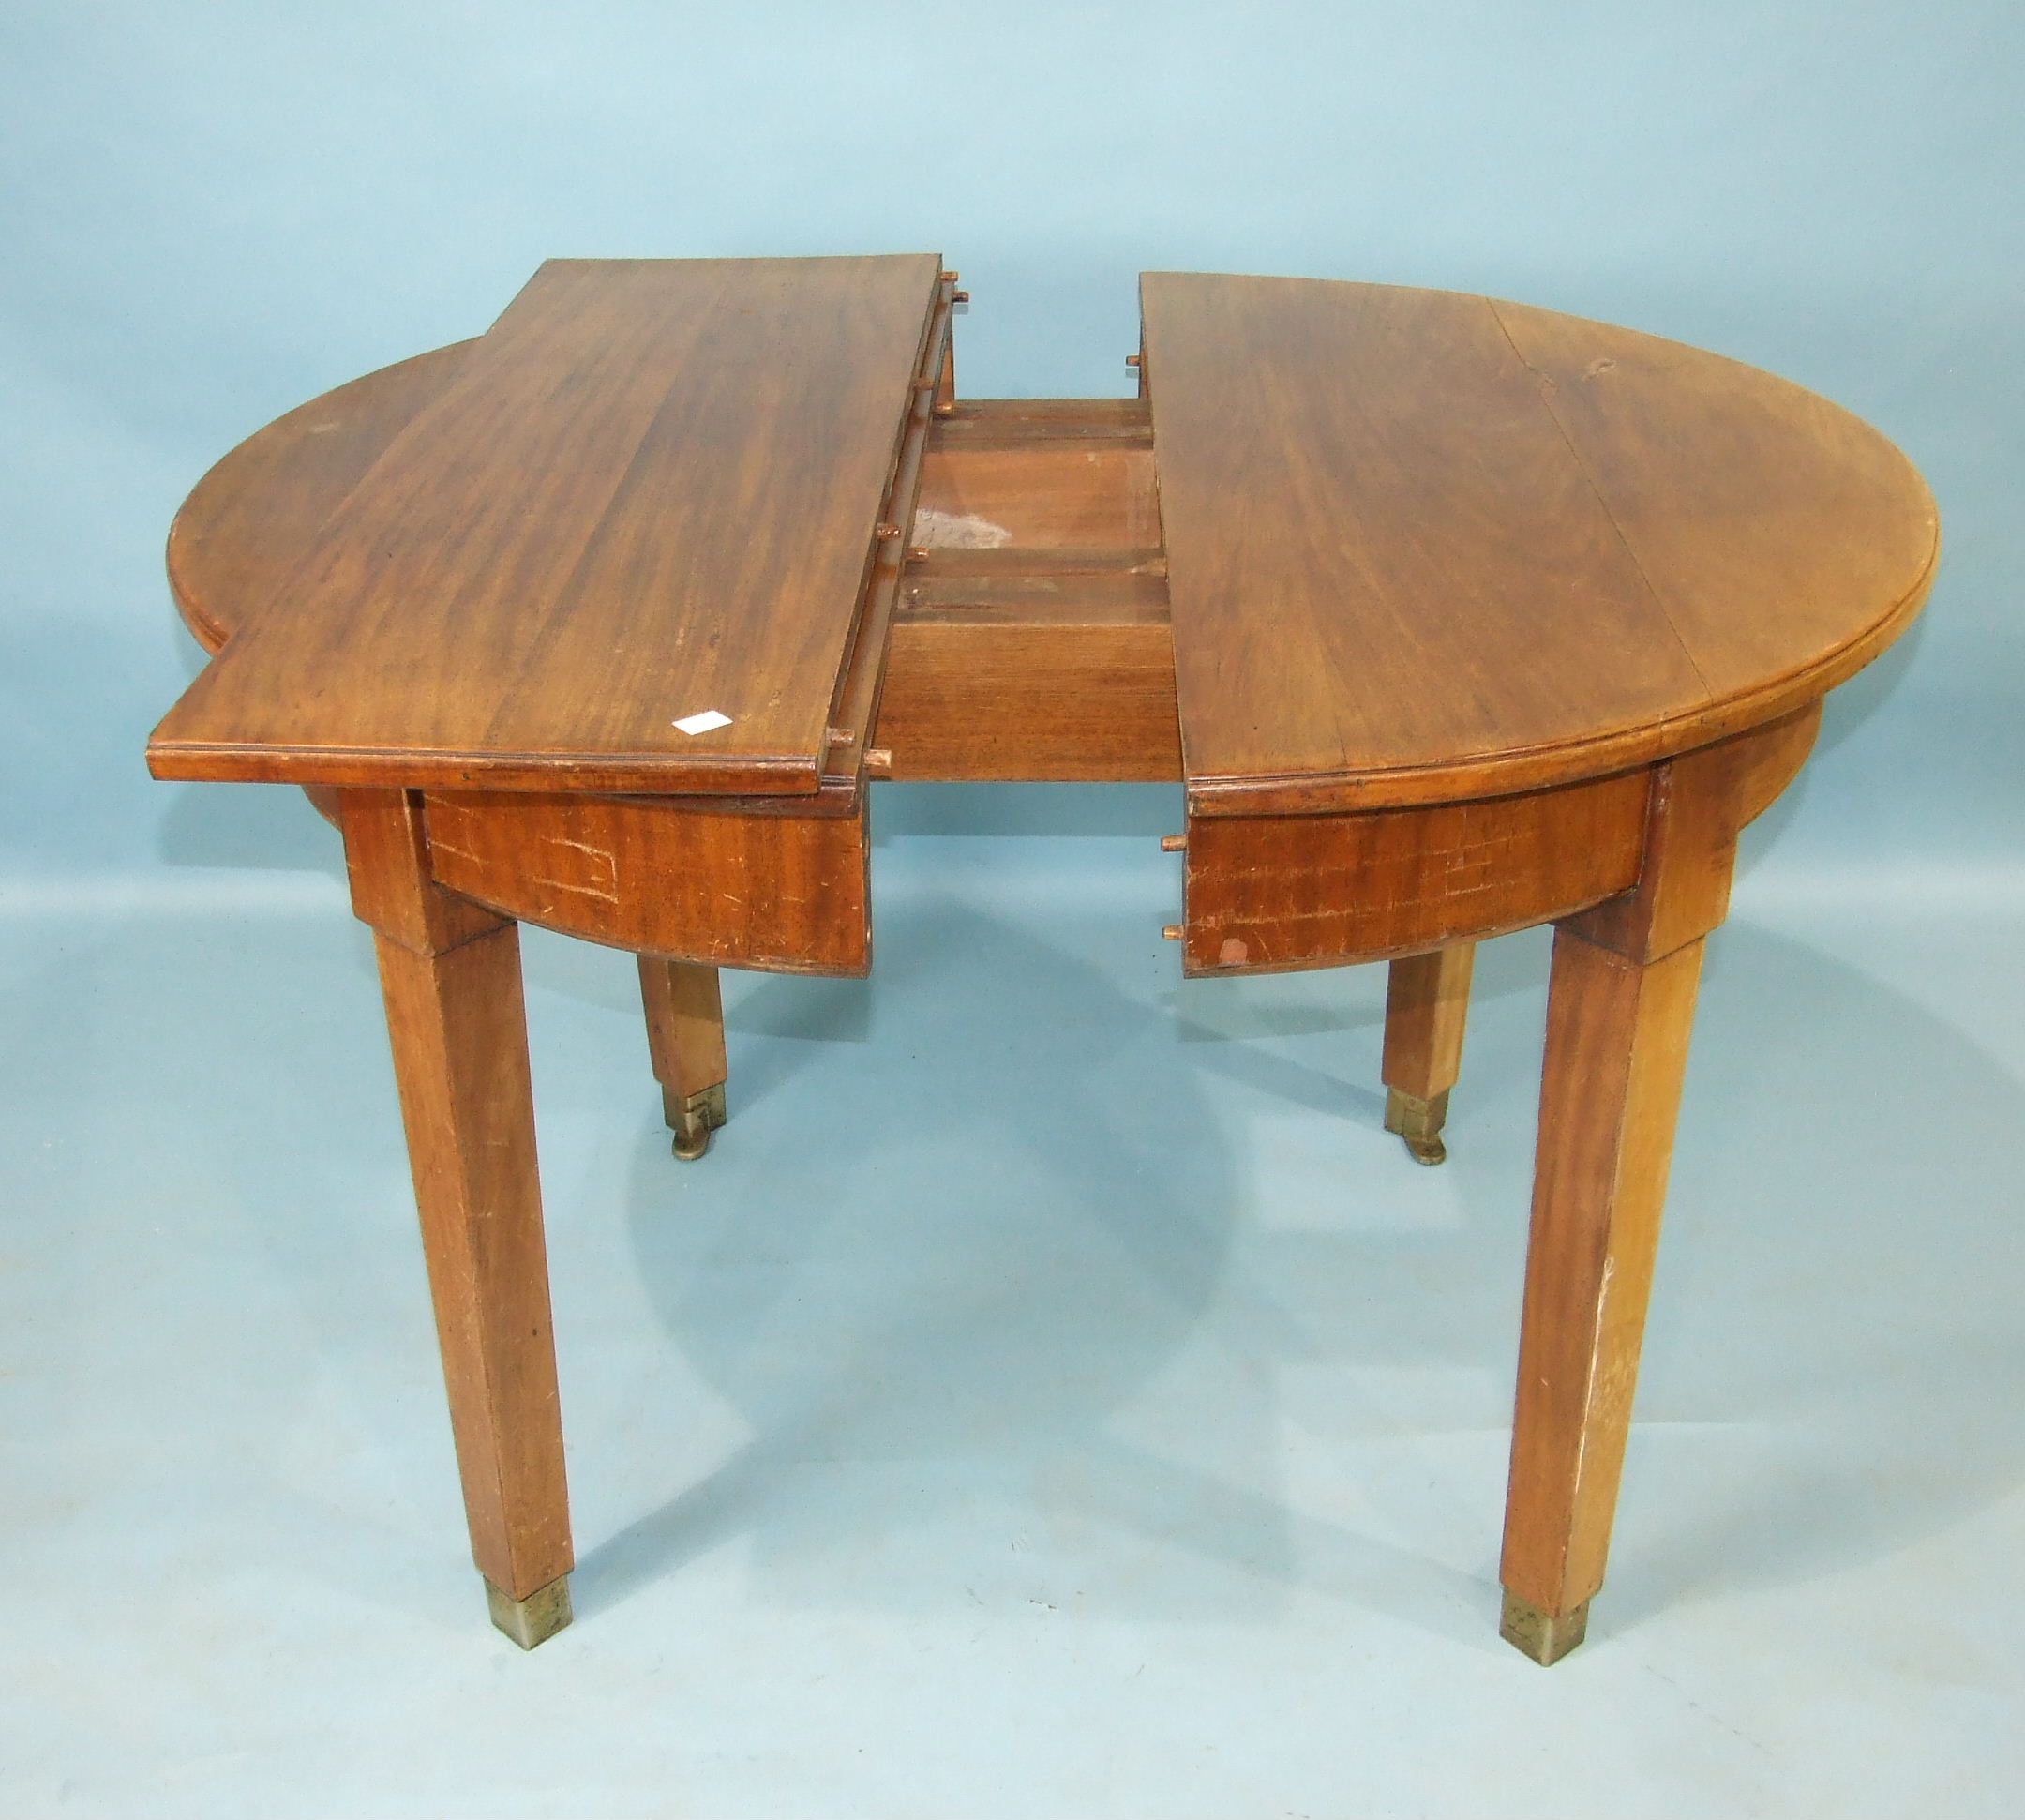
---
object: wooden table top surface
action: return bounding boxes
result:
[151,261,1939,811]
[1143,274,1936,812]
[149,254,945,796]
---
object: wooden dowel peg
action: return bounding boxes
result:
[1125,353,1142,369]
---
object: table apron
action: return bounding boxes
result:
[1176,702,1821,977]
[421,790,873,976]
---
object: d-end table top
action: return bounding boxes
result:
[1142,273,1939,814]
[148,254,946,796]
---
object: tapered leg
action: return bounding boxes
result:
[341,790,573,1647]
[1494,734,1754,1662]
[375,928,573,1638]
[1499,927,1704,1662]
[1382,942,1476,1163]
[638,956,728,1159]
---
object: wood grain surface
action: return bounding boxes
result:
[1142,273,1939,816]
[338,790,571,1603]
[1501,930,1705,1618]
[638,958,728,1090]
[880,403,1179,778]
[1382,943,1476,1104]
[1499,730,1752,1620]
[166,342,475,656]
[1178,770,1649,974]
[638,956,728,1137]
[915,401,1160,549]
[877,617,1181,780]
[158,275,1926,820]
[423,790,873,974]
[150,255,944,794]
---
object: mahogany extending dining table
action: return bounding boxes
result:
[147,256,1938,1662]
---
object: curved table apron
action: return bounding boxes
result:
[151,261,1938,1663]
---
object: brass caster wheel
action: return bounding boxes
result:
[666,1081,728,1161]
[1384,1087,1450,1166]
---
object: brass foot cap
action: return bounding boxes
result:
[1384,1088,1450,1166]
[667,1081,728,1161]
[1499,1589,1588,1665]
[486,1572,573,1649]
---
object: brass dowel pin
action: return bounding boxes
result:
[864,748,893,777]
[1160,835,1186,852]
[1126,353,1142,368]
[1162,925,1183,941]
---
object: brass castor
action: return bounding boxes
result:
[1384,1087,1450,1166]
[1499,1589,1589,1665]
[486,1572,573,1649]
[664,1081,728,1160]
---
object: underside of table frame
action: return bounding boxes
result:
[306,385,1822,1663]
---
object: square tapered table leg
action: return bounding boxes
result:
[1381,944,1476,1164]
[342,790,576,1645]
[639,956,729,1159]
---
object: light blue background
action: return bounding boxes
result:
[4,6,2023,1816]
